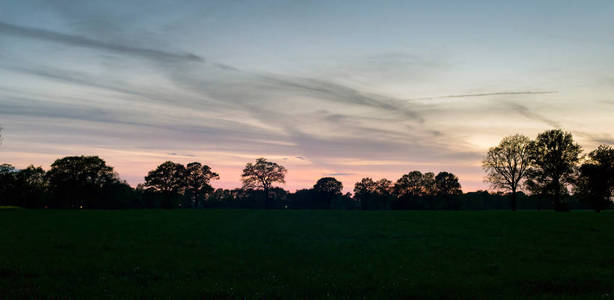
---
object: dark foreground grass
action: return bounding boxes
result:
[1,210,613,299]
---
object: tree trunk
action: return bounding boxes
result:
[511,187,517,211]
[263,187,269,209]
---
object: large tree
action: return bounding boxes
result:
[576,145,614,212]
[241,158,287,208]
[144,161,187,208]
[394,171,435,198]
[526,129,582,211]
[483,134,532,211]
[46,156,119,208]
[313,177,343,209]
[435,172,462,196]
[354,178,393,210]
[354,177,377,210]
[185,162,219,208]
[435,171,463,210]
[313,177,343,195]
[393,171,436,209]
[15,165,47,208]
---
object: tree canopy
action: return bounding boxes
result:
[526,129,582,211]
[394,171,435,198]
[144,161,188,208]
[241,158,287,191]
[435,172,462,196]
[483,134,532,210]
[576,145,614,212]
[185,162,220,208]
[354,178,393,210]
[313,177,343,195]
[241,158,286,208]
[46,156,120,208]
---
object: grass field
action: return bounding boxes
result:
[1,210,613,299]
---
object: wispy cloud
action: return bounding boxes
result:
[505,102,560,128]
[574,131,614,146]
[259,75,424,121]
[326,172,355,176]
[0,22,203,62]
[168,152,196,157]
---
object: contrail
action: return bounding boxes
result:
[408,91,557,101]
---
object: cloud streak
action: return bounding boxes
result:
[408,91,557,101]
[326,172,355,176]
[505,102,561,128]
[0,22,203,62]
[574,131,614,146]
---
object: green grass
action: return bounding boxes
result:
[1,210,613,299]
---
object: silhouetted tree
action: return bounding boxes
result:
[313,177,343,209]
[331,192,359,209]
[483,134,531,211]
[526,130,581,211]
[207,188,236,208]
[576,145,614,212]
[393,171,436,209]
[15,165,47,208]
[435,172,463,210]
[394,171,426,197]
[0,164,47,208]
[313,177,343,194]
[0,164,17,206]
[241,158,286,209]
[374,179,394,208]
[354,177,378,210]
[287,188,315,209]
[99,181,138,209]
[46,156,119,208]
[461,190,495,210]
[184,162,219,208]
[421,172,437,208]
[354,178,393,210]
[267,187,289,209]
[144,161,187,208]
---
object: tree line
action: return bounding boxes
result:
[0,157,464,210]
[483,129,614,212]
[0,129,612,211]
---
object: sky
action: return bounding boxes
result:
[1,0,614,193]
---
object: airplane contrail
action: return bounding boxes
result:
[408,91,557,101]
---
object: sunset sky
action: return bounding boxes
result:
[1,1,613,193]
